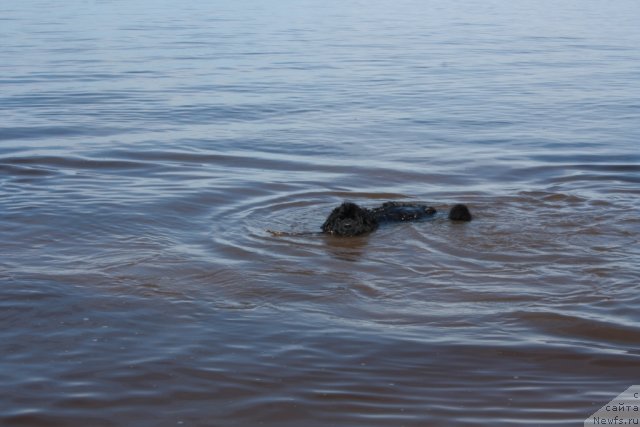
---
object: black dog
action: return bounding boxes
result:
[321,201,471,236]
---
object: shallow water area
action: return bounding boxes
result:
[2,0,640,426]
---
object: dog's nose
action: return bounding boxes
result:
[342,220,354,229]
[338,221,355,235]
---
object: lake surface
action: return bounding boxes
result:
[1,0,639,425]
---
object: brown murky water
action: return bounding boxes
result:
[2,0,640,425]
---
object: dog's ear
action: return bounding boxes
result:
[448,204,472,221]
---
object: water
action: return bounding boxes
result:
[2,0,640,425]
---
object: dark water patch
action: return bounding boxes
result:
[0,163,58,177]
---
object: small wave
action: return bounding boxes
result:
[509,310,640,349]
[2,155,155,171]
[0,125,122,141]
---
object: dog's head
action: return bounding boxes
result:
[321,202,379,236]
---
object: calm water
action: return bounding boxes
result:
[2,0,640,425]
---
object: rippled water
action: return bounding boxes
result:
[2,0,640,425]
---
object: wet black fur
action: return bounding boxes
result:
[448,203,472,221]
[322,201,471,236]
[321,202,379,237]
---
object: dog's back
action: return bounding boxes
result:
[370,202,436,223]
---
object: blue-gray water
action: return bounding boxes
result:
[1,1,640,425]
